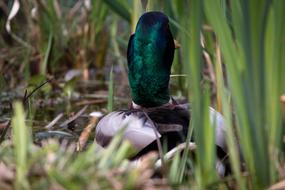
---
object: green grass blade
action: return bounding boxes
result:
[131,0,143,32]
[204,0,285,188]
[215,44,245,189]
[103,0,131,22]
[11,101,30,189]
[265,0,285,182]
[107,65,114,112]
[40,32,53,75]
[178,0,216,187]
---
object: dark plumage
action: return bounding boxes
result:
[95,11,232,175]
[96,104,191,152]
[127,11,175,107]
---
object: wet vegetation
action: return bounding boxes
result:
[0,0,285,189]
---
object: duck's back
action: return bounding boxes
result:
[95,104,228,160]
[95,104,190,152]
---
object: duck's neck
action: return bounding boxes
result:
[127,13,175,108]
[128,60,171,107]
[132,99,173,109]
[128,36,174,107]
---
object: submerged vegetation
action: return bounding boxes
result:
[0,0,285,189]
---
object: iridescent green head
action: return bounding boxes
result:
[127,11,175,107]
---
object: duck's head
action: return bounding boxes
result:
[127,11,175,108]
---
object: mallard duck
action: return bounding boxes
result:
[95,11,227,164]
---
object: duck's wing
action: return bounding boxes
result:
[146,105,228,152]
[150,104,227,154]
[95,110,161,151]
[169,104,227,153]
[146,105,190,135]
[95,106,190,152]
[95,105,228,159]
[209,107,227,156]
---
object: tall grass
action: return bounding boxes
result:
[11,102,30,189]
[176,1,217,188]
[2,101,139,189]
[204,0,285,188]
[107,65,114,112]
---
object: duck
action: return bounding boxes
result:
[95,11,228,168]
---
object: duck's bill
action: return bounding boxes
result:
[174,39,181,49]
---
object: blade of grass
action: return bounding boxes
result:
[40,32,53,75]
[11,101,30,189]
[215,44,245,189]
[103,0,131,22]
[178,0,216,187]
[169,151,181,184]
[131,0,143,33]
[107,65,114,112]
[265,0,285,182]
[204,0,285,188]
[111,17,128,84]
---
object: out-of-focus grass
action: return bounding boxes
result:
[1,0,111,79]
[204,0,285,189]
[107,65,113,112]
[11,102,30,189]
[1,102,150,189]
[186,1,216,188]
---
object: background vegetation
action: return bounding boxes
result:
[0,0,285,189]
